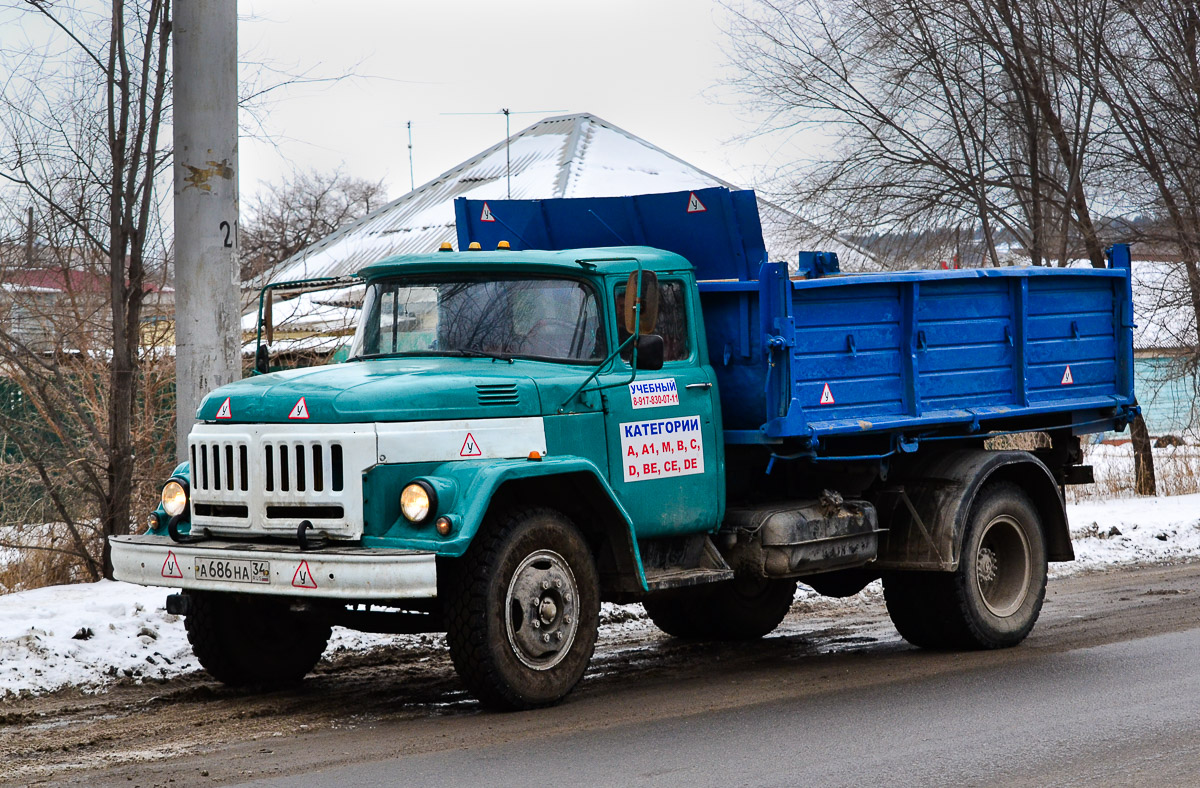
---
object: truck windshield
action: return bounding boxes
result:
[348,276,606,363]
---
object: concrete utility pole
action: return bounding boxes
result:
[173,0,241,459]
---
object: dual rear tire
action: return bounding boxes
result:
[884,482,1047,649]
[643,574,797,641]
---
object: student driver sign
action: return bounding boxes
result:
[620,415,705,482]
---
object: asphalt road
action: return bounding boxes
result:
[17,561,1200,788]
[234,627,1200,788]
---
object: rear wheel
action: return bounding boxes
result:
[443,507,600,710]
[644,573,797,641]
[184,591,331,687]
[884,482,1047,649]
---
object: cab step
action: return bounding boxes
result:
[643,565,735,591]
[639,535,734,592]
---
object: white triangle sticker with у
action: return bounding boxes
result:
[480,202,495,222]
[1061,365,1074,385]
[820,383,836,404]
[288,397,310,420]
[686,192,707,213]
[215,397,232,419]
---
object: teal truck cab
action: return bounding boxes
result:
[111,188,1136,709]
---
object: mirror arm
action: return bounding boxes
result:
[558,261,646,412]
[556,334,638,413]
[251,274,360,377]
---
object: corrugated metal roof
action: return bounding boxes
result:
[260,113,875,285]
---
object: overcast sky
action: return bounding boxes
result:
[237,0,797,203]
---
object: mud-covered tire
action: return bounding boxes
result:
[184,591,331,687]
[642,590,711,639]
[443,507,600,710]
[881,571,955,649]
[884,482,1047,650]
[644,573,797,641]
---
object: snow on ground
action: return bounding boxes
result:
[1055,493,1200,574]
[2,492,1200,700]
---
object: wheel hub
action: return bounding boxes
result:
[975,514,1032,618]
[977,547,998,584]
[505,549,580,670]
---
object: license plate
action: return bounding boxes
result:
[193,557,271,585]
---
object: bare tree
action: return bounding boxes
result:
[1091,0,1200,365]
[725,0,1113,268]
[0,0,172,578]
[240,168,387,282]
[727,0,1158,491]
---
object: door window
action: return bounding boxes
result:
[615,280,689,362]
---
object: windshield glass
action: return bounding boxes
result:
[348,276,606,363]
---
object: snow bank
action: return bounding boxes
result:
[2,492,1199,699]
[1057,492,1200,574]
[0,581,198,698]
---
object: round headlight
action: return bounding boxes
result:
[161,479,189,517]
[400,481,435,523]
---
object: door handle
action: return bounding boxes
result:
[685,382,712,390]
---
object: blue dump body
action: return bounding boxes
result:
[457,188,1136,457]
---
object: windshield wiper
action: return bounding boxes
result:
[445,349,515,364]
[350,349,516,363]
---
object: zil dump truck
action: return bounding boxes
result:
[111,188,1136,709]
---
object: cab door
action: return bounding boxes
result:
[600,276,723,538]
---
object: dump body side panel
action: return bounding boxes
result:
[699,265,1136,450]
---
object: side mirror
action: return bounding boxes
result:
[634,334,664,371]
[263,289,275,345]
[623,270,659,336]
[255,344,270,374]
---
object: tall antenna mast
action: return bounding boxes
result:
[442,108,566,199]
[502,108,511,198]
[407,120,415,193]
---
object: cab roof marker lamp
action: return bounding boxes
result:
[468,242,482,251]
[497,240,511,250]
[439,242,453,252]
[557,259,647,414]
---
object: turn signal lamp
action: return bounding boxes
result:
[497,240,511,250]
[527,451,543,461]
[435,516,453,536]
[438,242,453,252]
[468,242,482,251]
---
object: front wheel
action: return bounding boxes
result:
[443,507,600,710]
[884,481,1047,649]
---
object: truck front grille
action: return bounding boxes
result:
[187,423,374,540]
[191,442,250,493]
[262,443,344,493]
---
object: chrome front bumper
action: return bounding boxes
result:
[110,535,437,600]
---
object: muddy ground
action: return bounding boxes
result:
[3,561,1199,787]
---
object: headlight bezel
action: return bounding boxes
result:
[400,480,437,524]
[161,478,190,518]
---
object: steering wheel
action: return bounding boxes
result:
[521,318,578,357]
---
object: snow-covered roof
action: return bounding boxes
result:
[261,113,875,285]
